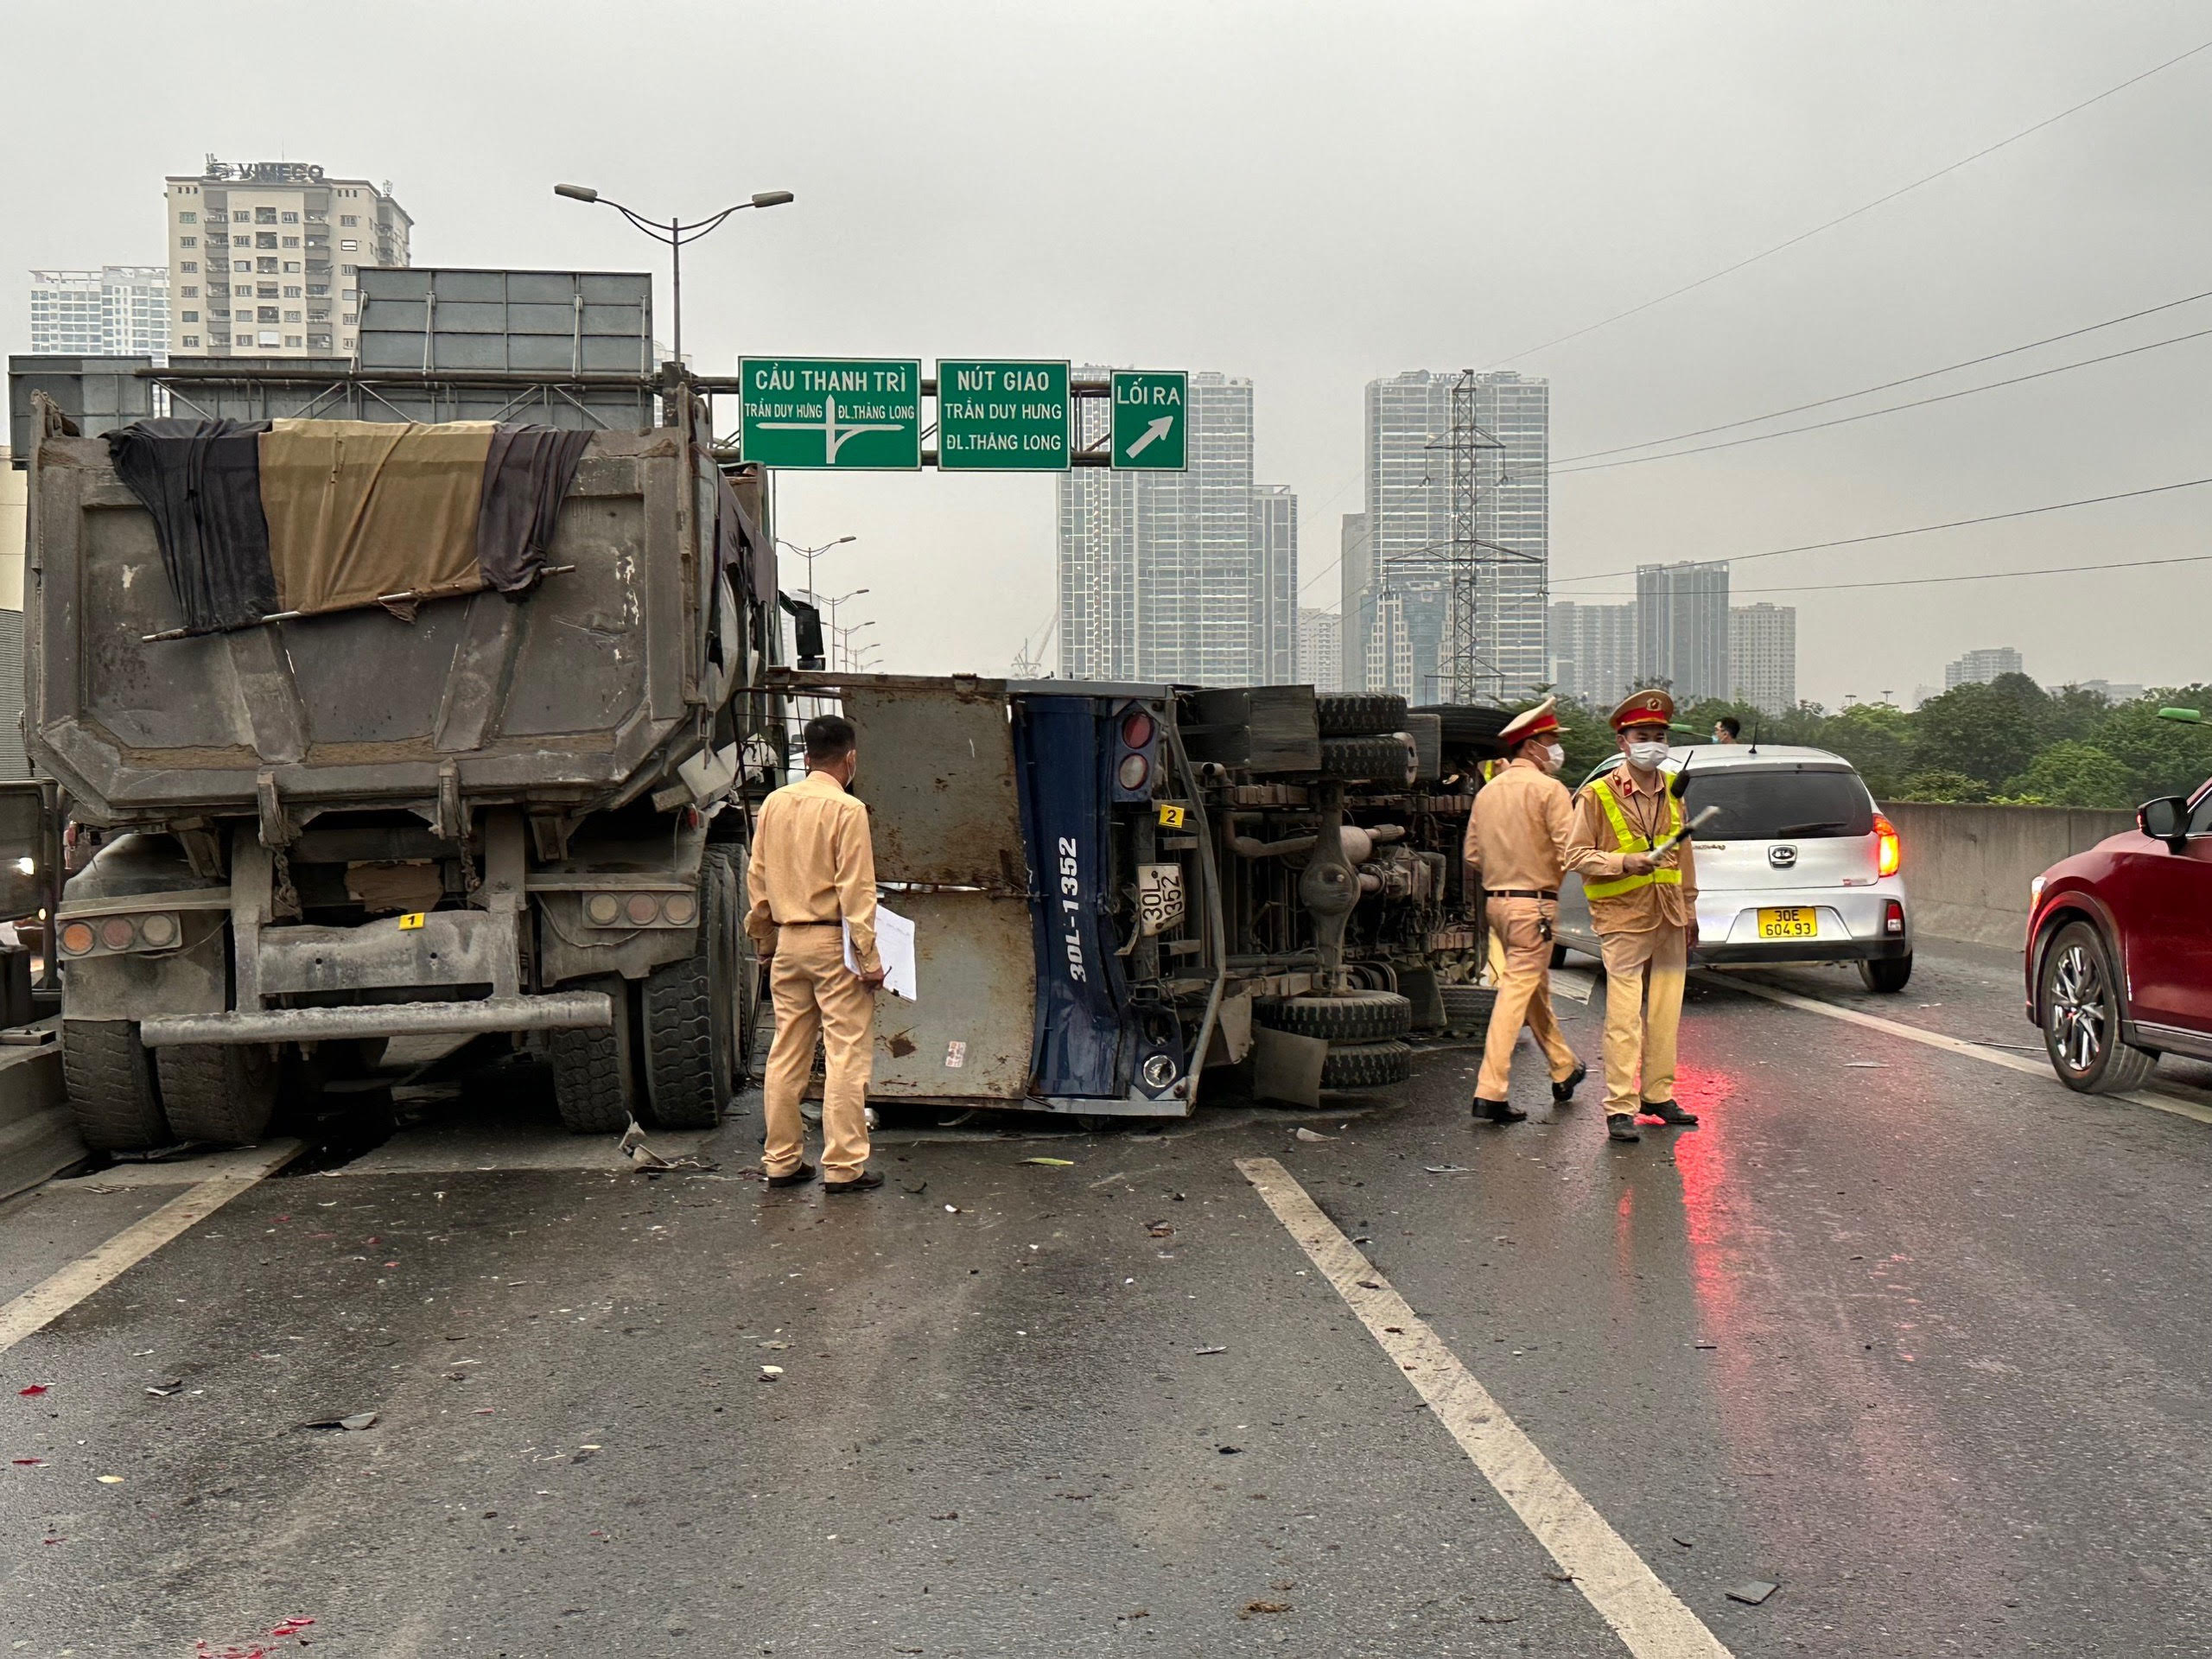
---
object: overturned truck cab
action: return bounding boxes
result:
[785,672,1509,1119]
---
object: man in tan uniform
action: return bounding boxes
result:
[746,715,887,1193]
[1567,689,1701,1144]
[1463,697,1586,1125]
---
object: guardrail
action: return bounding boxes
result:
[1878,801,2135,948]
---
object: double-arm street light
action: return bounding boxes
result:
[777,535,855,603]
[553,182,793,372]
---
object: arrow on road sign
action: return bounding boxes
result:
[756,393,908,465]
[1125,416,1175,460]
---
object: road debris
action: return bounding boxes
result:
[1424,1164,1473,1173]
[1238,1600,1290,1618]
[146,1379,185,1396]
[301,1411,378,1432]
[17,1385,48,1397]
[1194,1345,1227,1356]
[1217,1444,1243,1454]
[1673,1535,1694,1548]
[619,1119,717,1173]
[760,1365,784,1380]
[96,1474,124,1484]
[1726,1580,1779,1605]
[1020,1157,1077,1166]
[1293,1128,1333,1142]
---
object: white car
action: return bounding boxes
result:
[1553,744,1913,992]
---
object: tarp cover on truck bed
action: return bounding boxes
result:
[106,417,590,633]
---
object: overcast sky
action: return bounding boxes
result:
[9,1,2209,705]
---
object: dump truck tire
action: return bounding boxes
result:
[1440,983,1497,1029]
[1319,734,1414,784]
[156,1042,278,1146]
[643,849,740,1130]
[60,1020,171,1152]
[550,976,640,1134]
[1321,1039,1413,1089]
[1316,693,1408,737]
[1256,990,1412,1043]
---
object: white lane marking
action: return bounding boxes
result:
[0,1140,302,1353]
[1237,1156,1733,1659]
[1707,975,2212,1126]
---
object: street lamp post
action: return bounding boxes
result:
[824,590,870,666]
[834,617,876,673]
[553,182,792,372]
[777,536,855,606]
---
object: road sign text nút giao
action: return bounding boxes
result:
[740,357,922,469]
[936,359,1070,471]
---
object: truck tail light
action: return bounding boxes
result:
[1116,753,1151,791]
[1872,812,1901,877]
[1883,899,1905,937]
[98,918,137,952]
[138,912,179,948]
[624,893,660,926]
[661,893,697,925]
[59,921,94,956]
[584,893,620,925]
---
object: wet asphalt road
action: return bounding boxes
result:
[4,944,2212,1657]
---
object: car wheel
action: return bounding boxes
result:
[1857,955,1912,994]
[2039,921,2158,1094]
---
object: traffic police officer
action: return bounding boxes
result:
[746,714,887,1193]
[1464,697,1586,1124]
[1567,690,1701,1143]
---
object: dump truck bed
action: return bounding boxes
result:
[25,428,714,828]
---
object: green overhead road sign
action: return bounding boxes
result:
[739,358,922,469]
[937,359,1070,470]
[1111,370,1187,470]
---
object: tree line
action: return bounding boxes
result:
[1533,674,2212,809]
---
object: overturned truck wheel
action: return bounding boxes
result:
[60,1020,171,1152]
[642,848,741,1130]
[1321,1039,1414,1090]
[155,1042,278,1146]
[1316,693,1408,738]
[1256,990,1413,1044]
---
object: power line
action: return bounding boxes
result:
[1550,283,2212,467]
[1565,550,2212,599]
[1549,321,2212,476]
[1551,473,2212,587]
[1477,35,2212,372]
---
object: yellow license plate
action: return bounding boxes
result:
[1758,906,1818,939]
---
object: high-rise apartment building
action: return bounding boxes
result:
[1338,512,1369,691]
[1057,372,1296,686]
[1637,561,1731,702]
[1944,646,2024,689]
[29,267,169,356]
[1350,370,1548,703]
[166,157,411,358]
[1548,601,1638,707]
[1728,603,1797,713]
[1253,486,1299,683]
[1298,609,1343,694]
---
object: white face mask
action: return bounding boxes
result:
[1627,740,1669,771]
[1542,741,1566,772]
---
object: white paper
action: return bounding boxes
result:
[844,904,918,1001]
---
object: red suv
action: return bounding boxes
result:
[2025,774,2212,1092]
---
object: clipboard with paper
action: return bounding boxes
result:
[843,904,918,1001]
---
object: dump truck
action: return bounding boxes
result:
[18,364,785,1152]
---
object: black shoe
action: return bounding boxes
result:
[823,1171,884,1195]
[1642,1100,1700,1127]
[1606,1115,1642,1143]
[765,1163,817,1188]
[1474,1098,1528,1125]
[1551,1062,1587,1104]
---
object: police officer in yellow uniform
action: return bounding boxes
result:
[1567,690,1700,1144]
[1464,697,1586,1124]
[746,715,887,1193]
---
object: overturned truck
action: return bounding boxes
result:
[786,672,1509,1118]
[21,374,782,1151]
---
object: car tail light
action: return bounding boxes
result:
[98,917,137,952]
[1873,812,1901,877]
[58,921,94,956]
[624,893,660,926]
[1883,899,1905,937]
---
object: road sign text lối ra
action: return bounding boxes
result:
[1111,371,1187,470]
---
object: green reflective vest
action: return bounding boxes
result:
[1582,778,1683,900]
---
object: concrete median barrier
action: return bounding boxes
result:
[1879,801,2135,948]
